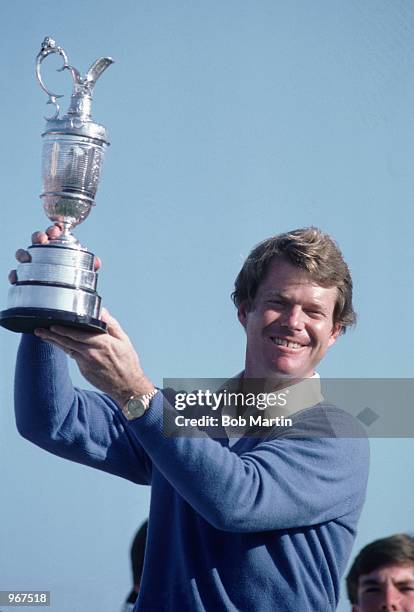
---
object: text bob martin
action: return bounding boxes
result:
[175,414,293,428]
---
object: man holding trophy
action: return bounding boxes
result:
[4,39,369,611]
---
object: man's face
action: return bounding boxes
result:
[238,257,341,380]
[353,564,414,611]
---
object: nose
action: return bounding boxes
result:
[280,304,305,331]
[380,603,400,611]
[380,585,402,610]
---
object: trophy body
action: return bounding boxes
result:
[0,38,113,333]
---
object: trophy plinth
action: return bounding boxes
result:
[0,37,113,334]
[0,244,106,333]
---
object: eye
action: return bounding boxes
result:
[305,309,324,318]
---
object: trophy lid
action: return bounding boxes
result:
[36,37,113,144]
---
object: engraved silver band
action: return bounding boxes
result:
[7,285,101,318]
[28,245,95,270]
[16,263,97,292]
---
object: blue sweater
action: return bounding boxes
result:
[15,336,369,611]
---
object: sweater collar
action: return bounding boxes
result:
[221,372,324,439]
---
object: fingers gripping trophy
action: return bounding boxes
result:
[0,37,113,333]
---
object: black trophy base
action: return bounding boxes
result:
[0,307,107,334]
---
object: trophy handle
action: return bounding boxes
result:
[36,37,74,120]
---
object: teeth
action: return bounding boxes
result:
[271,337,302,349]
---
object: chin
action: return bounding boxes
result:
[271,357,313,378]
[266,368,313,383]
[266,368,298,381]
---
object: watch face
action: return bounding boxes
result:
[126,398,146,419]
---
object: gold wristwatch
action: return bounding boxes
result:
[122,388,158,420]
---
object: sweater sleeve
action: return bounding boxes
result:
[126,392,370,532]
[14,335,152,485]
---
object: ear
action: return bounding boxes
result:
[327,322,342,348]
[237,301,248,329]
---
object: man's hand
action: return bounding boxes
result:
[34,308,155,407]
[8,224,101,284]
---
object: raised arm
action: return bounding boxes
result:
[15,334,152,485]
[10,225,152,484]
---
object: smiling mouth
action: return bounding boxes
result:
[269,336,307,350]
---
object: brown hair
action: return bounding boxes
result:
[346,534,414,604]
[231,227,356,333]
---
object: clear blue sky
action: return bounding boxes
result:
[0,1,413,610]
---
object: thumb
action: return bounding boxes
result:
[101,307,126,339]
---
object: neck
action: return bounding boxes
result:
[242,365,315,392]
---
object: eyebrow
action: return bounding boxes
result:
[360,578,414,586]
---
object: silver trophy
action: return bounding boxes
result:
[0,37,113,333]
